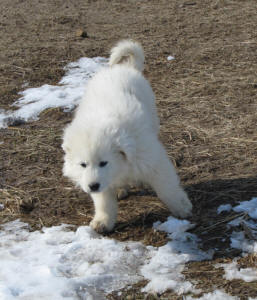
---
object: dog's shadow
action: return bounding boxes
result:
[186,176,257,258]
[110,176,257,258]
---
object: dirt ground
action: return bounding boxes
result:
[0,0,257,299]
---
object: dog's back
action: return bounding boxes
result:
[76,40,159,135]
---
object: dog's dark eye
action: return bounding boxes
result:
[80,162,87,168]
[99,161,108,167]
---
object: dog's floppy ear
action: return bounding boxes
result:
[119,149,127,160]
[62,125,73,153]
[62,141,70,153]
[115,132,136,162]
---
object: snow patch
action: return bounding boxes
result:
[0,220,146,299]
[215,198,257,287]
[230,231,257,253]
[227,198,257,254]
[142,217,212,294]
[0,217,212,299]
[185,289,239,300]
[0,57,107,128]
[153,216,195,234]
[216,260,257,282]
[233,198,257,219]
[167,55,175,61]
[217,204,232,214]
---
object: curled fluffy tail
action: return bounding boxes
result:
[109,40,144,72]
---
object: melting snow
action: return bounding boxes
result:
[229,199,257,254]
[0,220,145,299]
[233,197,257,219]
[0,217,211,299]
[185,289,239,300]
[230,230,257,253]
[215,198,257,287]
[167,55,175,61]
[217,198,257,219]
[141,217,212,294]
[216,260,257,282]
[0,57,107,128]
[217,204,232,214]
[217,198,257,254]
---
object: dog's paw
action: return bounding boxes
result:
[164,191,192,219]
[117,188,129,200]
[90,217,114,233]
[172,194,193,218]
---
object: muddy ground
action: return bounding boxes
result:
[0,0,257,299]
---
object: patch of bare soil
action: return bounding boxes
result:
[0,0,257,298]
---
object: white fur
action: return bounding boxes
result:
[109,39,145,72]
[62,40,192,233]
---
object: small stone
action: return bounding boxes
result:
[76,29,88,38]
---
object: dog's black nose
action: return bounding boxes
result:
[89,182,100,192]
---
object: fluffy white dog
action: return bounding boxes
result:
[62,40,192,233]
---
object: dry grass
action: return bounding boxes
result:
[0,0,257,298]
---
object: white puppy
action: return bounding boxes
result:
[62,40,192,233]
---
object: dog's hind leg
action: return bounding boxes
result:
[117,187,129,200]
[145,142,192,218]
[90,188,117,233]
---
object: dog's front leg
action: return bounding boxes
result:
[90,188,117,233]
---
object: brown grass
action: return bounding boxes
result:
[0,0,257,298]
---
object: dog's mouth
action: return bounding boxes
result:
[89,190,101,194]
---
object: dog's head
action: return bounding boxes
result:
[62,124,135,194]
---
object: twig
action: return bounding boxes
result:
[195,213,246,234]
